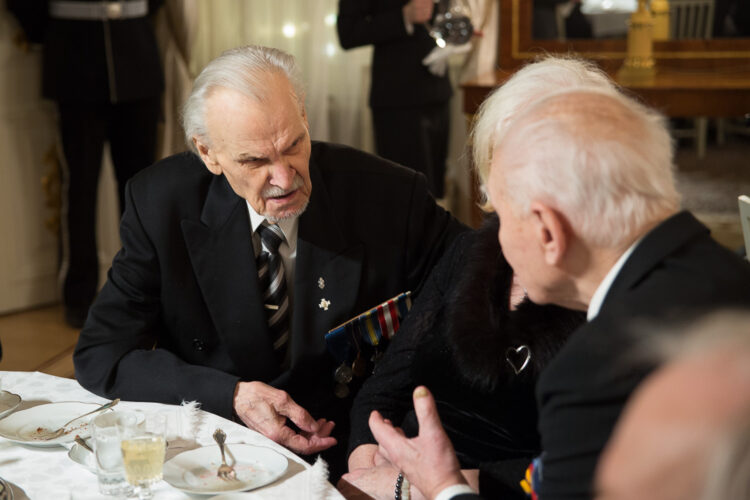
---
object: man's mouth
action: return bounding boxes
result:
[266,189,297,203]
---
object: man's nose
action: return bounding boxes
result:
[268,162,296,189]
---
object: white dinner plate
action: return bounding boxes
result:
[0,391,21,420]
[0,401,103,446]
[163,444,288,495]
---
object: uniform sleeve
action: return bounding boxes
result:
[337,0,411,49]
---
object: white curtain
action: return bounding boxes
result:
[190,0,374,152]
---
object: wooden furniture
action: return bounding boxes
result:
[463,66,750,117]
[497,0,750,72]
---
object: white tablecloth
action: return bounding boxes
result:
[0,371,344,500]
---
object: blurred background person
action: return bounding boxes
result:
[7,0,165,328]
[595,311,750,500]
[337,0,453,200]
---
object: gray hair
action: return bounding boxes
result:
[492,87,680,248]
[471,56,617,211]
[182,45,306,153]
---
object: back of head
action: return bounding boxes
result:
[493,88,680,248]
[182,45,305,153]
[471,55,618,206]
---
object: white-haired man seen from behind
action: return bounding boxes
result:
[368,86,750,499]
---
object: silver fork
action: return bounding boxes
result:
[212,428,237,481]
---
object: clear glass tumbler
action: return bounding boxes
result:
[92,411,134,497]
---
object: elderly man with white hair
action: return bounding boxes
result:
[73,44,465,478]
[366,79,750,500]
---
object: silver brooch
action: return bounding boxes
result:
[505,345,532,375]
[319,298,331,311]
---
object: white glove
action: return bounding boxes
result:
[422,42,472,77]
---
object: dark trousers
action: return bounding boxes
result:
[372,102,450,198]
[58,98,160,311]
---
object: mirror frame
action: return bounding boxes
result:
[499,0,750,71]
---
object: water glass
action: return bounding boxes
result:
[92,411,134,497]
[118,412,167,500]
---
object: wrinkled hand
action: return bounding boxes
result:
[233,381,336,455]
[369,386,466,500]
[404,0,434,24]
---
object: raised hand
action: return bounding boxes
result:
[404,0,434,24]
[369,386,466,500]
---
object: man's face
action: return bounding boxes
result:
[487,152,549,305]
[196,74,312,222]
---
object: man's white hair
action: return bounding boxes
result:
[493,87,681,248]
[471,56,617,210]
[181,45,306,153]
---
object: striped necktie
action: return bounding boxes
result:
[256,222,290,360]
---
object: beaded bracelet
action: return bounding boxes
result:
[395,473,411,500]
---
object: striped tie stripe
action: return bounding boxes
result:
[256,222,289,360]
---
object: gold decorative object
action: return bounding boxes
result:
[41,145,61,235]
[651,0,670,41]
[617,0,656,83]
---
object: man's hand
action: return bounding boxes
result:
[403,0,434,24]
[233,381,336,455]
[369,386,466,500]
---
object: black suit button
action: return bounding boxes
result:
[192,339,205,351]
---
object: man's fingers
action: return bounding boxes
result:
[411,386,443,437]
[275,394,320,433]
[369,410,408,462]
[286,432,337,455]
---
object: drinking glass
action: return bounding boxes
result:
[92,411,134,497]
[117,412,167,500]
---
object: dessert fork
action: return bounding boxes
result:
[213,428,237,481]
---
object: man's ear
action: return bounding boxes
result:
[193,137,222,175]
[529,201,568,266]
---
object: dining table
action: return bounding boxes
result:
[0,370,345,500]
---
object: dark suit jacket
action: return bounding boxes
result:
[535,211,750,499]
[337,0,452,109]
[7,0,164,103]
[73,142,465,425]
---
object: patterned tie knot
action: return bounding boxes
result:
[257,222,285,254]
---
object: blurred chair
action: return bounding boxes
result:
[669,0,715,158]
[739,195,750,261]
[670,0,715,39]
[716,115,750,146]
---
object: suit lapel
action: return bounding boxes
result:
[291,161,363,364]
[181,174,280,380]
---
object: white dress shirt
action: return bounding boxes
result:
[586,237,643,321]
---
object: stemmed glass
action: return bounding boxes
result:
[117,412,167,499]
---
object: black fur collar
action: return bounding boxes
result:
[445,215,586,392]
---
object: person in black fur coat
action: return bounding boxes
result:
[337,56,620,500]
[340,214,585,499]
